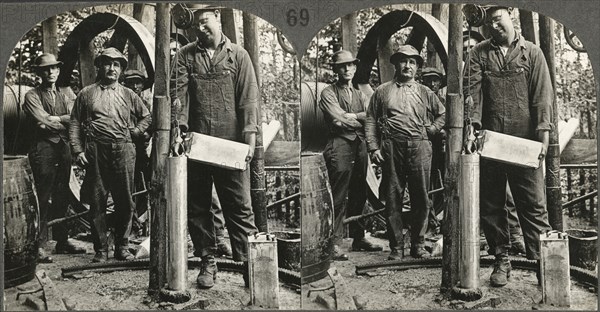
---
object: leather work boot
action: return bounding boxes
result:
[490,257,512,287]
[410,246,431,258]
[216,240,233,258]
[92,251,108,263]
[388,248,404,261]
[197,256,218,289]
[351,238,383,252]
[115,248,135,261]
[332,245,349,261]
[55,241,86,254]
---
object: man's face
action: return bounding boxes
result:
[195,10,220,45]
[38,65,60,85]
[98,59,122,83]
[170,40,181,58]
[394,57,418,81]
[484,8,514,44]
[333,62,356,82]
[423,76,442,92]
[124,78,143,95]
[463,38,479,59]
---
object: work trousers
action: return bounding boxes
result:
[81,141,136,252]
[323,136,368,245]
[188,162,258,261]
[28,140,72,245]
[506,184,524,240]
[380,138,432,250]
[480,159,551,260]
[211,186,227,241]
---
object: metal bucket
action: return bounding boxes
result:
[566,229,597,271]
[301,153,334,284]
[272,231,300,271]
[3,155,40,288]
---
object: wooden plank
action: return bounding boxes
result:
[479,130,543,169]
[35,270,67,311]
[187,132,249,170]
[264,141,300,167]
[327,267,356,310]
[42,16,59,56]
[341,12,358,55]
[560,139,597,164]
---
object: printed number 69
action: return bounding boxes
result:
[287,8,309,26]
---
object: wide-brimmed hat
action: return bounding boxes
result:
[32,53,62,68]
[123,69,146,81]
[330,50,359,66]
[94,47,128,69]
[390,45,424,67]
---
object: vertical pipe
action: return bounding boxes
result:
[540,15,562,231]
[221,8,239,44]
[149,2,171,294]
[244,11,268,232]
[341,12,358,56]
[567,168,573,217]
[441,3,463,291]
[458,153,480,289]
[166,157,187,291]
[41,16,58,56]
[519,9,537,44]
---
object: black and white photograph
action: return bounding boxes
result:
[2,3,301,310]
[300,3,598,310]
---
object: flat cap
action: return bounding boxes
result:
[94,47,128,69]
[390,45,424,67]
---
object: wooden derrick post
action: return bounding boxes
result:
[341,12,357,56]
[243,12,268,232]
[519,9,537,44]
[221,8,239,44]
[441,3,463,292]
[149,2,171,294]
[42,16,58,56]
[539,15,563,231]
[427,4,443,68]
[79,41,96,87]
[377,37,395,84]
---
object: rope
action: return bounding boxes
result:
[400,11,414,28]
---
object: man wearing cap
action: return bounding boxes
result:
[319,50,383,261]
[70,47,151,263]
[365,45,445,260]
[24,53,85,262]
[170,5,259,288]
[463,5,553,287]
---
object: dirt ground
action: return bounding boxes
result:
[3,239,301,310]
[302,212,598,310]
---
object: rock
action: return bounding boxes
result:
[314,293,335,310]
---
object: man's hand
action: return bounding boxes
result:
[245,132,256,163]
[464,124,477,154]
[343,113,358,120]
[172,97,181,111]
[371,150,384,165]
[538,130,550,160]
[75,152,88,167]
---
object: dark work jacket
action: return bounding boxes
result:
[319,83,368,142]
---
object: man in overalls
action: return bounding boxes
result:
[24,53,85,263]
[319,50,383,262]
[170,5,259,288]
[365,45,445,261]
[463,5,553,287]
[70,48,152,263]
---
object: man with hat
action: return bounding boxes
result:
[70,47,151,263]
[365,45,445,260]
[24,53,85,262]
[319,50,383,261]
[170,5,259,288]
[463,5,553,287]
[421,67,446,104]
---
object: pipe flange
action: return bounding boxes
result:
[159,288,192,303]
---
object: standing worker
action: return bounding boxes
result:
[170,5,259,288]
[24,53,86,263]
[463,5,553,287]
[70,48,151,263]
[365,45,445,260]
[319,50,383,261]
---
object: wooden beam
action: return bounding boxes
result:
[427,4,443,68]
[561,139,598,164]
[540,15,563,231]
[78,40,96,88]
[221,8,239,44]
[377,37,394,84]
[149,2,171,294]
[519,9,537,44]
[42,16,59,56]
[441,3,463,292]
[341,12,358,55]
[243,11,267,232]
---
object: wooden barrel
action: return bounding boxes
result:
[300,81,329,152]
[3,155,40,288]
[301,153,334,284]
[3,84,34,155]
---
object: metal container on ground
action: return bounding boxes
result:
[565,229,597,271]
[248,232,279,309]
[3,155,40,288]
[300,153,334,284]
[272,231,300,271]
[540,231,571,307]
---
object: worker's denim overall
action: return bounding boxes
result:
[185,48,257,262]
[479,66,551,260]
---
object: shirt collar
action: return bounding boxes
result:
[335,80,353,90]
[40,84,57,92]
[99,82,119,90]
[196,33,233,52]
[394,79,418,88]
